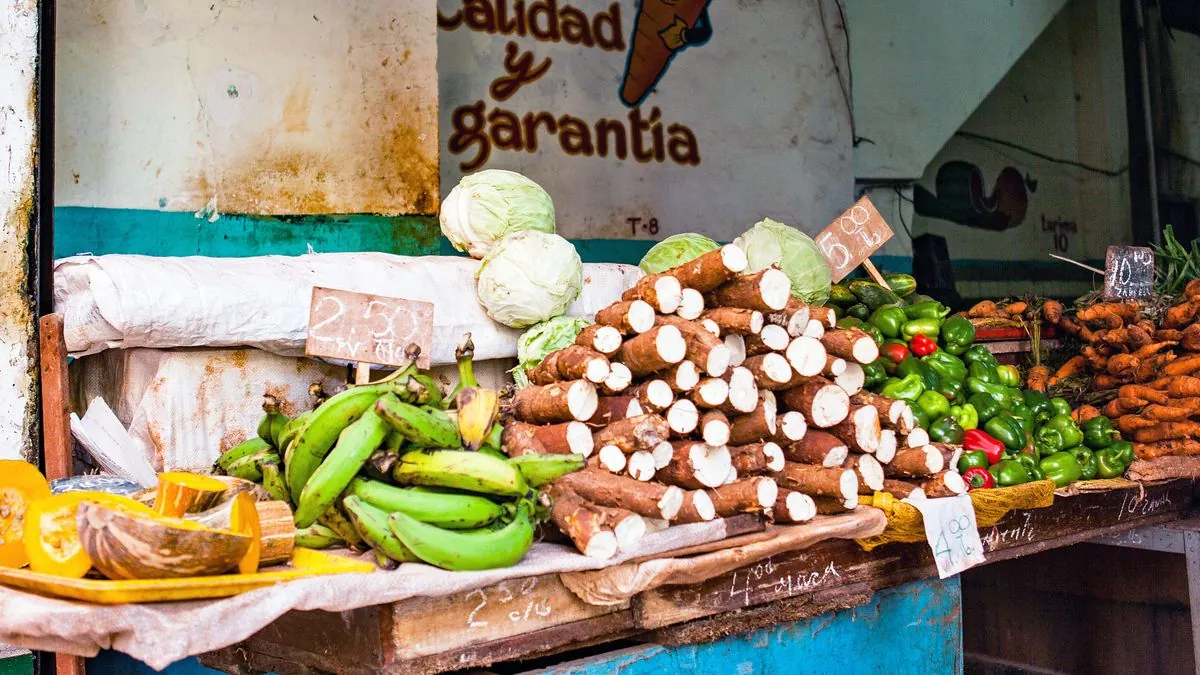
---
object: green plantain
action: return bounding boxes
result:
[375,394,460,448]
[507,453,586,487]
[392,449,529,497]
[342,495,419,563]
[347,477,503,529]
[294,523,344,549]
[215,437,270,472]
[294,408,389,527]
[387,500,535,571]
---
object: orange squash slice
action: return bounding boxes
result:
[153,472,229,517]
[0,460,51,568]
[23,492,158,578]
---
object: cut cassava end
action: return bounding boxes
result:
[593,414,671,455]
[781,377,850,428]
[655,315,731,377]
[501,422,550,457]
[665,244,749,292]
[721,366,760,414]
[823,356,847,378]
[730,442,786,474]
[674,490,717,523]
[708,268,791,312]
[905,428,930,449]
[809,306,837,328]
[729,403,778,446]
[772,411,808,444]
[627,451,657,481]
[844,454,885,493]
[834,363,865,396]
[786,337,829,378]
[596,300,656,335]
[783,430,849,468]
[887,445,944,479]
[826,404,881,454]
[802,319,826,340]
[676,288,705,320]
[666,399,700,436]
[656,442,733,489]
[576,324,623,355]
[724,334,747,367]
[701,410,732,446]
[528,346,612,386]
[707,478,778,516]
[664,361,701,393]
[652,441,675,469]
[744,353,795,389]
[622,273,684,314]
[882,479,923,498]
[595,445,628,473]
[779,464,859,502]
[702,308,764,335]
[531,421,595,457]
[615,325,687,377]
[632,379,675,413]
[923,471,967,497]
[512,380,599,424]
[690,377,731,409]
[600,362,633,395]
[700,318,722,338]
[767,299,812,338]
[587,396,642,426]
[932,443,962,472]
[876,430,898,464]
[549,486,618,560]
[851,392,914,433]
[760,324,792,351]
[588,504,647,552]
[821,329,880,364]
[771,489,817,523]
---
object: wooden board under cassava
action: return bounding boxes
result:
[1104,246,1155,300]
[305,287,434,371]
[815,196,895,284]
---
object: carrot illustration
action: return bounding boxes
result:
[620,0,714,106]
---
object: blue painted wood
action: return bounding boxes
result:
[522,577,962,675]
[86,652,221,675]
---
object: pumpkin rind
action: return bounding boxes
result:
[153,472,230,517]
[0,461,51,568]
[189,498,294,567]
[23,492,156,578]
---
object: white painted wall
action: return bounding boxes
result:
[1160,29,1200,202]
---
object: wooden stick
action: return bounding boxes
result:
[39,315,73,482]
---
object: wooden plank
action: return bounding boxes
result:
[38,315,72,482]
[306,287,434,370]
[815,196,894,283]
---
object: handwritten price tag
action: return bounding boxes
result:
[305,287,434,369]
[1104,246,1155,300]
[906,494,986,579]
[815,196,895,283]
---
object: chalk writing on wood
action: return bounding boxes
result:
[816,196,894,283]
[1104,246,1154,300]
[306,287,433,369]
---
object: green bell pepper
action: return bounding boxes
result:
[922,351,968,383]
[861,323,885,346]
[940,315,976,355]
[1049,397,1073,418]
[1026,464,1046,482]
[904,300,951,320]
[870,305,908,339]
[912,407,931,430]
[1081,415,1118,450]
[880,373,924,402]
[1044,414,1084,450]
[1070,447,1098,480]
[1022,390,1055,425]
[837,317,865,330]
[958,450,989,472]
[984,413,1026,451]
[897,356,940,392]
[947,403,979,430]
[966,377,1010,406]
[928,415,965,444]
[1109,440,1134,465]
[963,344,998,368]
[995,365,1021,388]
[968,392,1004,423]
[901,318,942,339]
[1014,453,1043,482]
[1004,387,1026,410]
[917,390,951,420]
[863,361,887,389]
[1095,449,1127,479]
[846,303,871,321]
[937,377,965,405]
[1033,427,1064,458]
[1039,451,1082,487]
[968,361,999,384]
[988,459,1031,487]
[1008,404,1034,437]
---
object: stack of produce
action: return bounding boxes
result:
[215,338,583,571]
[508,243,967,560]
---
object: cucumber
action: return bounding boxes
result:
[845,303,871,321]
[882,273,917,297]
[848,280,903,310]
[828,283,857,306]
[906,293,937,306]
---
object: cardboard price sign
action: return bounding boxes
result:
[816,196,895,283]
[907,494,986,579]
[1104,246,1155,300]
[306,287,434,370]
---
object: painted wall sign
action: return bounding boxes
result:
[306,288,434,369]
[913,161,1038,232]
[437,0,853,242]
[1104,246,1154,300]
[817,196,894,283]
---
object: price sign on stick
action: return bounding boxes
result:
[1104,246,1155,300]
[906,494,986,579]
[306,288,434,379]
[816,196,895,284]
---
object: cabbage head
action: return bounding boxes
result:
[440,169,556,259]
[733,218,831,306]
[639,233,720,274]
[512,316,592,388]
[476,230,583,328]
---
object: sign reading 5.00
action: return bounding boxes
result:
[816,196,894,283]
[909,493,986,579]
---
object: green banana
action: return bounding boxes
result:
[347,477,503,529]
[409,373,445,409]
[287,382,407,503]
[507,453,586,487]
[374,550,400,570]
[392,449,530,497]
[477,447,507,461]
[342,495,419,563]
[481,423,503,453]
[456,386,500,451]
[258,396,290,448]
[224,450,277,482]
[318,505,364,550]
[215,437,270,472]
[447,334,479,402]
[375,394,460,448]
[387,500,535,571]
[363,431,403,482]
[294,408,390,527]
[257,455,292,505]
[277,410,314,453]
[294,523,344,549]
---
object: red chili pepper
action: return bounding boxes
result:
[963,428,1006,465]
[881,342,910,364]
[909,334,938,357]
[962,467,995,490]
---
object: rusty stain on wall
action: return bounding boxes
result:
[0,0,40,462]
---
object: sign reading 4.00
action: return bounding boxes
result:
[816,196,895,283]
[908,493,986,579]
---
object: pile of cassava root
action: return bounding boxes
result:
[1050,280,1200,461]
[502,245,967,560]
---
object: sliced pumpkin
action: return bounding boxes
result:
[153,472,229,518]
[0,460,51,568]
[24,492,158,578]
[229,492,262,574]
[190,498,294,568]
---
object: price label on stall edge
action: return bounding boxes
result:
[816,196,895,283]
[906,493,986,579]
[1104,246,1155,300]
[306,287,434,369]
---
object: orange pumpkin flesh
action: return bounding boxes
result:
[0,460,52,568]
[229,492,262,574]
[24,492,159,578]
[154,472,229,518]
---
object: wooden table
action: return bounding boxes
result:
[199,479,1196,675]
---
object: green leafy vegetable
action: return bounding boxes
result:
[512,316,593,388]
[733,218,831,306]
[440,170,556,259]
[476,230,583,329]
[639,234,720,274]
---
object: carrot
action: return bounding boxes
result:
[1166,397,1200,411]
[1106,353,1140,377]
[1130,342,1177,360]
[1167,376,1200,398]
[1126,325,1154,350]
[1079,325,1101,344]
[1049,356,1086,386]
[1072,405,1102,424]
[1132,421,1200,443]
[1103,397,1148,418]
[1137,319,1157,335]
[1142,405,1195,421]
[1041,300,1064,324]
[1117,385,1169,405]
[1078,302,1139,325]
[1182,324,1200,352]
[1164,299,1200,329]
[1163,354,1200,377]
[1186,279,1200,300]
[1004,302,1028,317]
[1026,365,1050,392]
[967,300,998,318]
[1146,376,1175,390]
[1155,329,1185,342]
[1082,346,1109,371]
[1136,354,1179,382]
[1134,439,1200,459]
[1058,317,1083,336]
[1117,415,1158,434]
[1092,374,1131,390]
